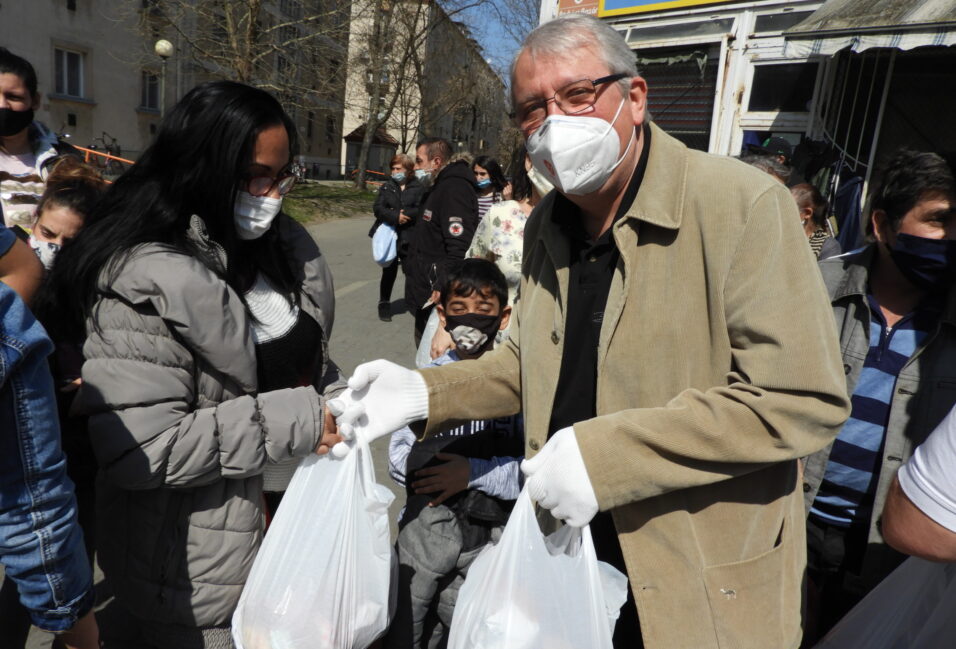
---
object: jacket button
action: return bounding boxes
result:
[803,482,811,493]
[529,439,540,451]
[843,364,851,375]
[550,331,559,344]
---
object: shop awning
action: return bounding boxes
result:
[784,0,956,57]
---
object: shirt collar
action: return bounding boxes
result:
[551,122,651,244]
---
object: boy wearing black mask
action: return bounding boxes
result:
[803,148,956,642]
[384,258,522,649]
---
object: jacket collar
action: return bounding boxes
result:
[830,244,956,325]
[830,245,874,301]
[31,121,62,180]
[186,214,228,273]
[625,122,687,231]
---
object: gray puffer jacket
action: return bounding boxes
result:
[77,214,345,627]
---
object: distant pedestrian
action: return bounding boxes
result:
[791,182,841,259]
[404,136,479,346]
[472,155,507,220]
[747,135,794,184]
[370,153,424,321]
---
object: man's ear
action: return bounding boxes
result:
[498,305,512,331]
[436,303,447,328]
[871,209,891,244]
[628,76,648,127]
[32,92,42,111]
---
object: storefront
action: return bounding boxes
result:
[543,0,956,244]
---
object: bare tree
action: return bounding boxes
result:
[349,0,503,189]
[488,0,539,56]
[130,0,353,114]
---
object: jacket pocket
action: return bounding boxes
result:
[702,518,798,649]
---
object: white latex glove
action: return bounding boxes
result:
[327,359,429,456]
[521,426,599,527]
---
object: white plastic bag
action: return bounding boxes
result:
[814,557,956,648]
[232,438,396,649]
[414,308,441,369]
[372,223,397,266]
[448,488,628,649]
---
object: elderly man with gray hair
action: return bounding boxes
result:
[332,14,849,648]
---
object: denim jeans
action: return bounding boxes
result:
[0,280,94,632]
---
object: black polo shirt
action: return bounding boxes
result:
[546,125,650,590]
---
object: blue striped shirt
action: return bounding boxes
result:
[811,294,937,527]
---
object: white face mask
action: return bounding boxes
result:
[526,96,634,196]
[28,234,60,271]
[526,164,554,199]
[414,168,434,188]
[235,191,283,240]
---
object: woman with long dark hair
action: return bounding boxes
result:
[42,81,344,647]
[472,155,508,220]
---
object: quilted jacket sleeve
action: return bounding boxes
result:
[77,247,324,490]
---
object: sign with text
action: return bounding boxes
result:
[599,0,730,17]
[558,0,600,16]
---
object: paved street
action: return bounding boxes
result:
[23,214,415,647]
[307,214,415,525]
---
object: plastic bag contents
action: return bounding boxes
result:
[814,557,956,649]
[232,437,396,649]
[448,488,628,649]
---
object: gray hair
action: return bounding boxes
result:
[510,14,637,102]
[741,153,792,184]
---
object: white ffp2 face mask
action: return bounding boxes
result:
[526,96,634,196]
[235,191,283,240]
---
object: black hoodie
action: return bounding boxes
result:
[403,160,479,311]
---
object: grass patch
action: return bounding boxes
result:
[284,180,379,224]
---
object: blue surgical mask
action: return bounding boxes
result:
[392,172,406,183]
[415,168,431,181]
[476,178,492,189]
[889,232,956,291]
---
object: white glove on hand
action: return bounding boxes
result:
[521,426,599,527]
[327,359,429,456]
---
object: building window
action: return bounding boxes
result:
[141,70,159,110]
[307,111,314,140]
[279,0,301,18]
[277,54,290,75]
[325,116,335,142]
[748,63,819,112]
[67,0,77,10]
[67,113,77,126]
[279,25,297,46]
[54,48,84,98]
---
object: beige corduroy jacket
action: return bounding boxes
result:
[419,123,850,649]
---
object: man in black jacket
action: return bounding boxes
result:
[404,137,479,345]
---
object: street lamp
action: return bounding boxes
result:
[154,39,174,118]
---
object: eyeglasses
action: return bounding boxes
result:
[511,73,629,133]
[245,171,297,197]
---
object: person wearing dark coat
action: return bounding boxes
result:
[370,153,424,321]
[405,137,479,345]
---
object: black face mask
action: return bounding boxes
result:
[0,107,34,137]
[888,232,956,292]
[443,312,501,354]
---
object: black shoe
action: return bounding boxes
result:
[378,301,391,322]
